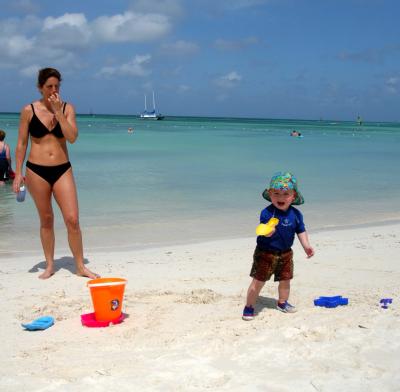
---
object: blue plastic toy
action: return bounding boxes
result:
[21,316,54,331]
[314,295,349,308]
[380,298,393,309]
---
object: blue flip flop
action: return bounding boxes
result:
[21,316,55,331]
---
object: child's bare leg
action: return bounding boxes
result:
[245,278,265,307]
[278,279,290,303]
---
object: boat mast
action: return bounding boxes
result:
[152,91,156,111]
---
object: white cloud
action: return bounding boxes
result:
[131,0,184,18]
[9,0,39,14]
[216,93,228,102]
[43,13,88,30]
[214,37,258,51]
[91,11,171,43]
[0,15,41,35]
[0,14,91,69]
[177,84,190,93]
[386,76,400,94]
[41,13,92,49]
[160,40,199,55]
[215,71,242,88]
[387,77,399,85]
[224,0,270,10]
[0,14,90,68]
[142,81,155,91]
[19,64,40,77]
[96,54,152,78]
[0,9,172,72]
[200,0,270,12]
[0,34,34,57]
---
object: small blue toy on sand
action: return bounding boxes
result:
[314,295,349,308]
[380,298,393,309]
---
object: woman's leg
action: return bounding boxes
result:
[52,169,99,279]
[25,168,55,279]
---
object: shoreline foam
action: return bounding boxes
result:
[2,217,400,260]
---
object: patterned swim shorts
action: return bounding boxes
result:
[250,246,293,282]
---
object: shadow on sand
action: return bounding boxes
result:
[254,295,278,315]
[29,256,92,276]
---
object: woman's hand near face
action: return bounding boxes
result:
[48,92,63,114]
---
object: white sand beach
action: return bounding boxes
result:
[1,223,399,391]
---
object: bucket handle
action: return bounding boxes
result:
[88,281,127,288]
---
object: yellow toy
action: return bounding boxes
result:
[255,217,279,236]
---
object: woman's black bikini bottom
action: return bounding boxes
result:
[26,161,72,186]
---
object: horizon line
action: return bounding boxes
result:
[0,111,398,124]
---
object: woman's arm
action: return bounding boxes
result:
[297,231,315,258]
[49,93,78,143]
[13,106,30,192]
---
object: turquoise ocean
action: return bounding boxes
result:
[1,114,399,257]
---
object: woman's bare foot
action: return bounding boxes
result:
[39,268,55,279]
[76,266,100,279]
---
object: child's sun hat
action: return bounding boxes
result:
[262,172,304,205]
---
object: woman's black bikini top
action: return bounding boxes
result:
[28,102,67,139]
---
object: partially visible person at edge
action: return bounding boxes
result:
[242,172,314,320]
[0,130,13,185]
[13,67,99,280]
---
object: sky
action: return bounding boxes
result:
[0,0,399,121]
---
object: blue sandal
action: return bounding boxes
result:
[21,316,55,331]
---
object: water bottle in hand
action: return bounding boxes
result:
[16,185,26,202]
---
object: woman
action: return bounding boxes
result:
[0,130,13,184]
[13,67,98,279]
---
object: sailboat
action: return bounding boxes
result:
[139,91,164,120]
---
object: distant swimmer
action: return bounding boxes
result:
[128,127,134,133]
[290,130,300,137]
